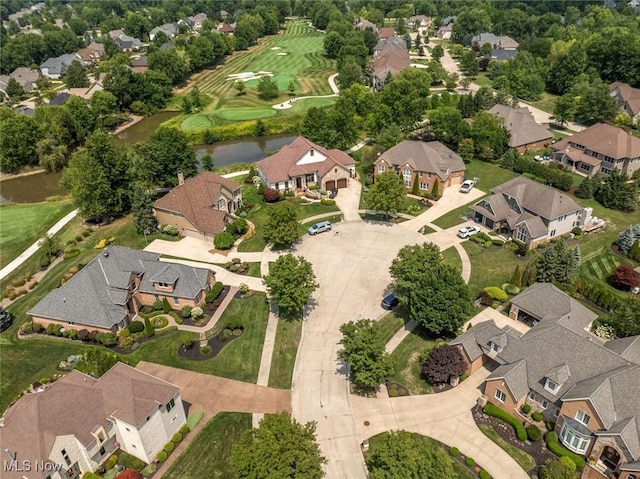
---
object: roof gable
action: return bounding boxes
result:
[377,141,466,180]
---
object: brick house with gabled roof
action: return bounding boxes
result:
[256,136,355,192]
[373,140,466,194]
[451,285,640,479]
[153,171,242,241]
[551,123,640,178]
[0,362,187,479]
[488,104,553,153]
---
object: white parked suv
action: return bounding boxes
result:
[457,225,480,238]
[308,221,332,235]
[460,180,475,193]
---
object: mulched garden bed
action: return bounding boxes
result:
[177,326,243,361]
[472,405,554,468]
[385,381,410,397]
[179,286,231,327]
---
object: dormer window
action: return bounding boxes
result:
[544,378,558,394]
[489,341,502,353]
[158,282,169,288]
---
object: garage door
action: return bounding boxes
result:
[325,180,336,190]
[337,178,348,188]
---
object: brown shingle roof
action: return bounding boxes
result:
[257,136,355,185]
[378,27,395,39]
[377,140,465,180]
[488,104,552,148]
[153,171,240,235]
[552,123,640,160]
[610,82,640,117]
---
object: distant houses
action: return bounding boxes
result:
[371,34,410,90]
[40,53,83,79]
[609,82,640,119]
[406,15,431,30]
[149,22,179,41]
[472,32,519,60]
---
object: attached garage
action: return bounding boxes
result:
[325,180,336,190]
[337,178,348,188]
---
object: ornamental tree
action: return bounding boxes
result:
[263,254,318,319]
[390,243,472,335]
[231,412,326,479]
[366,171,406,218]
[421,344,467,384]
[264,201,299,247]
[611,264,640,291]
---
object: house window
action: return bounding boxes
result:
[166,397,176,412]
[529,391,536,401]
[274,182,279,190]
[490,342,502,353]
[310,149,314,157]
[420,182,427,190]
[61,449,71,466]
[99,447,106,456]
[305,173,315,183]
[550,229,556,237]
[559,423,590,454]
[575,410,590,426]
[403,168,412,177]
[217,199,225,210]
[601,167,611,174]
[154,294,159,300]
[515,227,528,243]
[579,163,591,171]
[378,164,386,173]
[495,389,506,402]
[173,297,179,305]
[541,400,548,409]
[158,282,169,288]
[428,173,432,179]
[544,378,558,394]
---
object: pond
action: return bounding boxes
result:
[193,134,296,170]
[114,111,181,146]
[0,171,66,204]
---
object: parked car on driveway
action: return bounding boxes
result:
[381,292,399,310]
[308,221,332,235]
[457,225,480,238]
[460,180,475,193]
[329,188,339,199]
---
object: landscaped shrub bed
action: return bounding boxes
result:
[545,432,586,468]
[206,282,224,303]
[483,404,527,441]
[155,423,191,463]
[526,425,542,442]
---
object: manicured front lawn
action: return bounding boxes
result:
[441,246,462,274]
[268,317,302,389]
[388,325,441,395]
[163,412,251,479]
[462,241,525,299]
[0,200,75,268]
[431,201,476,229]
[579,249,634,303]
[464,159,519,191]
[528,92,560,114]
[478,424,536,472]
[377,307,409,346]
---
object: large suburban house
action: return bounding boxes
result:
[40,53,83,79]
[371,34,411,90]
[355,17,378,33]
[436,23,453,40]
[488,104,553,153]
[7,67,40,92]
[153,171,243,241]
[609,82,640,120]
[108,30,143,52]
[470,176,583,247]
[0,362,187,479]
[374,140,466,194]
[451,284,640,479]
[76,42,106,65]
[406,15,431,30]
[256,136,355,192]
[28,246,214,333]
[471,33,519,51]
[551,123,640,178]
[149,22,179,41]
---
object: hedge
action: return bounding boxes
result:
[484,404,527,441]
[545,432,586,468]
[172,432,183,443]
[527,424,542,442]
[214,232,234,250]
[521,404,532,414]
[206,282,224,302]
[164,442,174,453]
[449,447,459,456]
[531,411,543,422]
[180,425,190,434]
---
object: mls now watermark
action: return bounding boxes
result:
[4,459,63,473]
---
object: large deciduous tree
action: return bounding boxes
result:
[338,319,393,390]
[366,171,406,218]
[263,254,318,319]
[366,431,456,479]
[390,243,472,335]
[231,412,326,479]
[421,344,466,384]
[611,264,640,291]
[0,111,41,172]
[605,298,640,338]
[64,60,89,88]
[257,76,279,100]
[263,201,299,247]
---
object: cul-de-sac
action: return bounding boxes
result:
[0,1,639,478]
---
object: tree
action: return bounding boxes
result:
[536,241,579,285]
[263,201,299,247]
[5,78,24,99]
[337,56,363,90]
[457,138,475,160]
[287,79,296,96]
[538,458,578,479]
[234,80,246,96]
[570,76,617,123]
[611,264,640,291]
[263,254,318,319]
[366,171,406,218]
[431,44,444,61]
[40,233,61,260]
[552,95,576,127]
[390,243,472,335]
[595,170,637,212]
[460,77,471,90]
[338,319,393,390]
[323,30,343,58]
[374,124,404,150]
[0,112,41,172]
[605,298,640,338]
[257,76,279,100]
[428,107,469,146]
[64,60,89,88]
[396,18,406,35]
[36,138,68,172]
[575,176,598,199]
[366,431,455,479]
[479,42,493,57]
[461,50,479,77]
[469,111,510,161]
[231,412,326,479]
[421,345,466,384]
[403,33,412,50]
[131,185,158,235]
[148,49,189,85]
[201,153,214,171]
[617,224,640,255]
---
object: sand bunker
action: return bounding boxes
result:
[276,52,288,56]
[270,46,281,50]
[227,71,274,82]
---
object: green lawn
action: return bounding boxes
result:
[377,307,409,346]
[579,249,634,303]
[462,241,526,299]
[478,424,536,472]
[388,325,442,395]
[0,200,75,268]
[268,317,303,389]
[431,202,476,229]
[163,412,251,479]
[528,92,560,115]
[473,73,493,88]
[441,246,463,275]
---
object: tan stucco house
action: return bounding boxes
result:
[28,246,214,333]
[451,285,640,479]
[256,136,355,192]
[153,171,242,241]
[374,140,466,194]
[0,362,187,479]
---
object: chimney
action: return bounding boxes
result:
[177,171,185,186]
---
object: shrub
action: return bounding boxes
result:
[479,471,491,479]
[465,457,475,467]
[483,404,527,441]
[144,317,155,337]
[521,404,532,414]
[163,224,179,236]
[206,282,224,302]
[180,425,190,434]
[83,473,102,479]
[118,336,135,350]
[421,345,467,384]
[77,329,91,341]
[449,447,459,456]
[545,431,586,468]
[105,455,118,469]
[232,257,241,264]
[181,306,192,318]
[164,442,174,453]
[546,421,555,431]
[200,345,212,355]
[162,297,171,313]
[63,249,80,259]
[40,255,50,268]
[119,328,131,338]
[491,239,504,246]
[484,240,492,248]
[82,229,92,237]
[118,452,145,471]
[263,187,280,203]
[191,307,203,318]
[97,332,117,346]
[482,286,508,302]
[172,432,183,443]
[320,199,336,206]
[226,316,243,330]
[46,323,63,336]
[128,321,144,334]
[21,321,34,334]
[502,283,520,295]
[526,424,542,442]
[531,411,543,422]
[228,218,248,236]
[156,451,168,463]
[239,283,250,294]
[214,232,234,250]
[153,300,163,311]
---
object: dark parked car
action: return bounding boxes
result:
[329,188,339,199]
[381,292,399,310]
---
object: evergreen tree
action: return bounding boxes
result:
[575,176,598,199]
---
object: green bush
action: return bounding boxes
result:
[206,282,224,302]
[214,232,234,250]
[119,328,131,338]
[83,473,101,479]
[449,447,459,456]
[164,442,175,453]
[465,457,475,467]
[545,432,586,468]
[172,432,183,443]
[491,239,505,246]
[40,255,50,268]
[96,332,117,346]
[483,404,527,441]
[571,227,582,236]
[118,451,145,471]
[531,411,543,422]
[46,323,63,336]
[482,286,508,303]
[526,424,542,442]
[144,317,155,338]
[521,404,531,414]
[484,240,492,248]
[226,316,243,330]
[320,199,336,206]
[128,321,144,333]
[546,421,555,431]
[479,471,491,479]
[162,297,171,313]
[153,300,163,311]
[63,249,80,259]
[200,345,212,355]
[181,306,192,318]
[156,451,168,463]
[105,455,118,470]
[502,283,520,295]
[180,425,190,434]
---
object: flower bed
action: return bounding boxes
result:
[177,325,244,361]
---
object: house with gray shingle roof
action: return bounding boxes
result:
[470,176,584,248]
[28,246,214,332]
[0,362,186,479]
[452,292,640,479]
[488,104,553,153]
[149,22,179,41]
[40,53,82,79]
[374,140,466,195]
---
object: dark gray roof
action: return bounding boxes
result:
[605,336,640,365]
[140,261,209,298]
[49,92,71,106]
[378,141,465,181]
[596,417,640,462]
[491,49,518,61]
[489,359,530,399]
[451,320,521,362]
[510,283,597,332]
[621,460,640,471]
[488,104,552,148]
